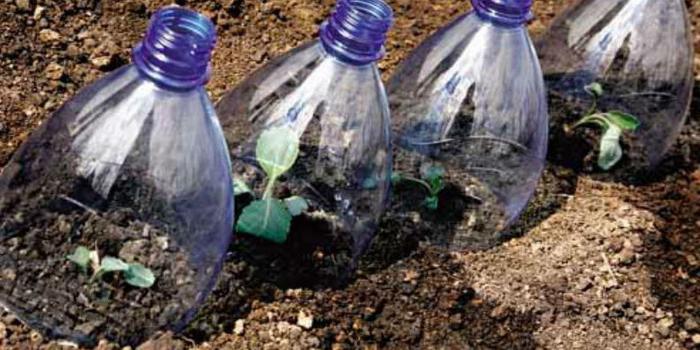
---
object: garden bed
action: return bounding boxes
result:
[0,0,698,349]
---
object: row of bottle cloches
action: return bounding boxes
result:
[0,0,693,346]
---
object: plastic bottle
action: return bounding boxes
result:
[536,0,694,172]
[0,7,233,346]
[387,0,548,250]
[216,0,393,264]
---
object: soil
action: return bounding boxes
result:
[0,0,699,349]
[391,148,511,252]
[0,151,203,346]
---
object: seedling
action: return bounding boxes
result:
[571,82,641,170]
[392,163,446,210]
[235,126,309,243]
[67,245,156,288]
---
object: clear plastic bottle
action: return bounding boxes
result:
[536,0,694,172]
[216,0,393,263]
[387,0,548,250]
[0,7,233,346]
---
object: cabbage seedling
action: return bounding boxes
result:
[573,82,641,170]
[392,163,446,210]
[67,245,156,288]
[235,126,309,243]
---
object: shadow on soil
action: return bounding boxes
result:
[185,242,540,349]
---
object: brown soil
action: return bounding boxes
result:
[0,148,203,346]
[1,0,699,349]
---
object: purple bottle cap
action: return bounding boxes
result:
[320,0,394,66]
[133,6,217,91]
[471,0,534,27]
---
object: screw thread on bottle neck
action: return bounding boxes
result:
[471,0,533,27]
[133,6,216,91]
[320,0,394,66]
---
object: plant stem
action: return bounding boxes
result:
[585,97,598,117]
[262,177,277,200]
[401,176,433,195]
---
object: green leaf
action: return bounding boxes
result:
[605,111,641,131]
[236,199,292,243]
[598,125,623,170]
[584,82,604,97]
[233,177,252,196]
[428,176,445,196]
[420,163,446,182]
[391,172,402,185]
[284,196,309,216]
[574,113,610,130]
[67,246,91,271]
[256,126,300,180]
[124,263,156,288]
[424,196,439,210]
[98,257,130,273]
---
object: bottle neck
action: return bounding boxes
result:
[132,7,216,91]
[320,0,393,66]
[471,0,533,27]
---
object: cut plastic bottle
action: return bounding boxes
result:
[536,0,694,172]
[216,0,393,265]
[0,7,234,346]
[387,0,548,250]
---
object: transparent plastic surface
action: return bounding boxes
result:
[388,5,548,250]
[536,0,694,171]
[0,8,233,346]
[216,0,393,262]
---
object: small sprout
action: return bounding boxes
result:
[574,111,640,170]
[236,126,308,243]
[392,163,447,210]
[573,81,641,171]
[420,162,446,180]
[67,245,156,289]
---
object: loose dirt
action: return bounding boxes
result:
[0,0,698,349]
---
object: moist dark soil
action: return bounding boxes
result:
[0,0,699,349]
[0,155,201,346]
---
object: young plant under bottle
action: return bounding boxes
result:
[569,83,641,170]
[235,126,310,243]
[67,245,156,288]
